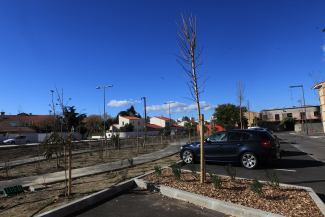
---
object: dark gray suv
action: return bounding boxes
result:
[180,129,281,169]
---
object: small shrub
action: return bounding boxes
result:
[90,189,96,193]
[209,172,222,188]
[3,160,12,180]
[128,158,134,168]
[171,162,181,180]
[187,161,196,176]
[223,164,236,182]
[89,152,93,156]
[154,166,162,176]
[251,179,264,197]
[265,170,279,189]
[163,142,168,148]
[45,199,54,206]
[118,169,128,180]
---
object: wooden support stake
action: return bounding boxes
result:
[200,114,206,183]
[68,133,72,196]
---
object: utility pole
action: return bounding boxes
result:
[141,97,147,141]
[290,85,308,135]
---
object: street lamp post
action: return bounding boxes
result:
[96,85,113,146]
[164,101,175,120]
[290,85,308,135]
[79,109,86,141]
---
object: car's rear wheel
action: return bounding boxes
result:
[11,141,15,145]
[241,152,258,169]
[182,150,194,164]
[26,141,30,144]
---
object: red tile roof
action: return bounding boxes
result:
[120,116,142,120]
[147,124,164,129]
[172,124,184,128]
[152,116,172,121]
[0,120,36,133]
[3,114,56,126]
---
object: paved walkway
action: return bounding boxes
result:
[0,139,185,190]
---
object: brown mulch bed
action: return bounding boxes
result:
[142,168,324,217]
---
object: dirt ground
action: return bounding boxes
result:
[142,168,324,217]
[0,142,173,181]
[0,139,182,217]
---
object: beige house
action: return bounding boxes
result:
[244,111,260,127]
[312,81,325,132]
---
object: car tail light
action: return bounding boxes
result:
[261,140,271,149]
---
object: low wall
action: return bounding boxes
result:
[294,123,323,132]
[93,131,162,139]
[0,132,80,144]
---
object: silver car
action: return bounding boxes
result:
[3,136,31,145]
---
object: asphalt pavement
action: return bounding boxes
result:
[70,187,228,217]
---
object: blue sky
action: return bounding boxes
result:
[1,0,325,121]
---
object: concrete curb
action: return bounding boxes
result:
[135,168,325,217]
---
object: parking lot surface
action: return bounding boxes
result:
[71,187,228,217]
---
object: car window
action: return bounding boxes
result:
[227,132,242,141]
[208,132,226,142]
[242,133,251,141]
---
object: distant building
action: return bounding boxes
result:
[244,111,260,127]
[150,116,174,128]
[312,81,325,132]
[261,106,321,131]
[118,116,144,132]
[150,116,184,132]
[261,106,320,123]
[1,112,54,127]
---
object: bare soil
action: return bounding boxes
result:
[0,137,175,181]
[0,151,181,217]
[142,168,324,217]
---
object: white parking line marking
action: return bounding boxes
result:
[274,169,296,172]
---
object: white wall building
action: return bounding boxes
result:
[150,116,174,128]
[118,116,144,132]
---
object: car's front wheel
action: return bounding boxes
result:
[11,141,15,145]
[240,152,258,169]
[182,150,194,164]
[26,141,30,144]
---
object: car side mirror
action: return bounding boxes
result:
[204,139,211,143]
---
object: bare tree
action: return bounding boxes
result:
[175,12,208,182]
[175,12,208,121]
[236,81,245,129]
